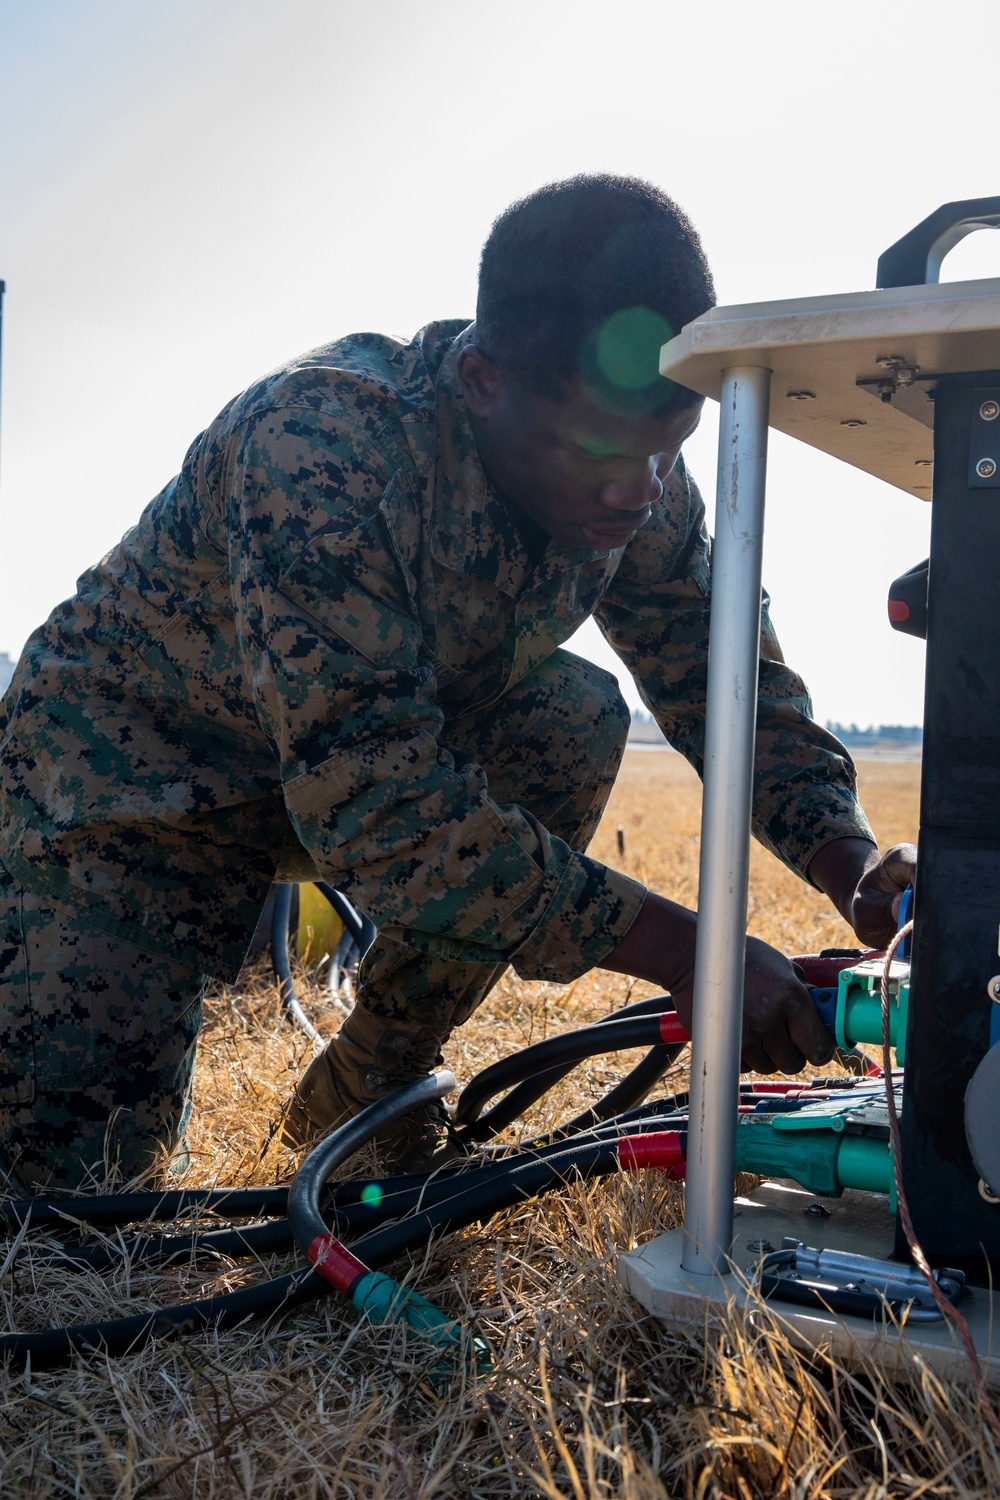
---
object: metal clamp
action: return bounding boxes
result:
[753,1238,965,1322]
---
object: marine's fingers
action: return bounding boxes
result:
[787,987,837,1067]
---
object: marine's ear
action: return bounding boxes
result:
[456,344,506,418]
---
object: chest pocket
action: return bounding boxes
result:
[278,503,422,672]
[417,556,517,708]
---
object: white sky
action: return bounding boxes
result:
[2,0,998,725]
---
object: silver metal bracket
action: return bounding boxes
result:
[755,1239,966,1322]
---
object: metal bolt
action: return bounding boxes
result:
[987,975,1000,1002]
[977,458,998,480]
[805,1202,831,1217]
[875,354,919,386]
[786,390,816,401]
[840,418,867,428]
[981,399,1000,422]
[746,1238,774,1254]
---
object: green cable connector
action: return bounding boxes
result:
[735,1100,895,1210]
[836,957,910,1063]
[351,1270,492,1386]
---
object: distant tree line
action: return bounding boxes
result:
[827,721,922,745]
[632,709,922,747]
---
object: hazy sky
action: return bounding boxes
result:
[2,0,999,724]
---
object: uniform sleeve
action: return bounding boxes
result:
[594,458,875,880]
[226,405,645,981]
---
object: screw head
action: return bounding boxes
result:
[840,418,867,428]
[786,390,816,401]
[977,457,998,480]
[981,399,1000,422]
[914,459,932,468]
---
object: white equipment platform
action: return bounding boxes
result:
[618,254,1000,1377]
[620,1182,1000,1384]
[658,276,1000,497]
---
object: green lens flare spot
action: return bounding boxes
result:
[594,307,674,391]
[360,1183,383,1206]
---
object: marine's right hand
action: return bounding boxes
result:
[602,892,835,1075]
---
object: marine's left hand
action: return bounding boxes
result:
[807,836,917,949]
[846,842,917,947]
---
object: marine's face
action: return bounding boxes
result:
[458,345,703,550]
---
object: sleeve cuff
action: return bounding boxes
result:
[507,853,648,984]
[755,787,876,884]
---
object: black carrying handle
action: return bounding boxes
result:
[876,197,1000,289]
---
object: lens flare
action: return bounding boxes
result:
[595,307,673,390]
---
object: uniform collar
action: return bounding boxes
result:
[429,327,618,596]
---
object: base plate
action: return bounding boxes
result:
[618,1181,999,1384]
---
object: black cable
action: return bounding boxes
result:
[328,927,357,999]
[349,1135,664,1271]
[26,1219,298,1272]
[286,1072,456,1253]
[540,1044,682,1140]
[7,1098,694,1283]
[18,1081,881,1276]
[315,884,376,956]
[271,883,322,1045]
[462,994,681,1143]
[0,1124,698,1366]
[454,1013,670,1128]
[0,1075,459,1373]
[0,1186,291,1232]
[0,994,876,1368]
[9,1070,860,1272]
[0,1267,322,1371]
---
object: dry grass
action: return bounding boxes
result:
[4,752,996,1498]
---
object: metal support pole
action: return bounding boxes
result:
[681,363,772,1276]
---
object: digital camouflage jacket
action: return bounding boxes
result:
[0,322,873,979]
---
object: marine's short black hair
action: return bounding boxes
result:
[476,174,715,415]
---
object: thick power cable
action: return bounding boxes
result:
[463,994,683,1142]
[272,883,374,1039]
[0,994,888,1369]
[315,883,375,954]
[0,1187,290,1231]
[0,1075,457,1372]
[271,883,322,1046]
[455,1010,688,1130]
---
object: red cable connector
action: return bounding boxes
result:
[658,1012,689,1045]
[307,1233,368,1296]
[618,1130,686,1177]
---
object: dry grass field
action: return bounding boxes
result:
[3,751,997,1499]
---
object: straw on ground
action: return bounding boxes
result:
[3,753,996,1498]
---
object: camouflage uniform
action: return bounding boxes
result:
[0,320,874,1184]
[0,862,204,1188]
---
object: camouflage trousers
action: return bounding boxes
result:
[0,861,206,1192]
[0,649,627,1188]
[354,648,631,1034]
